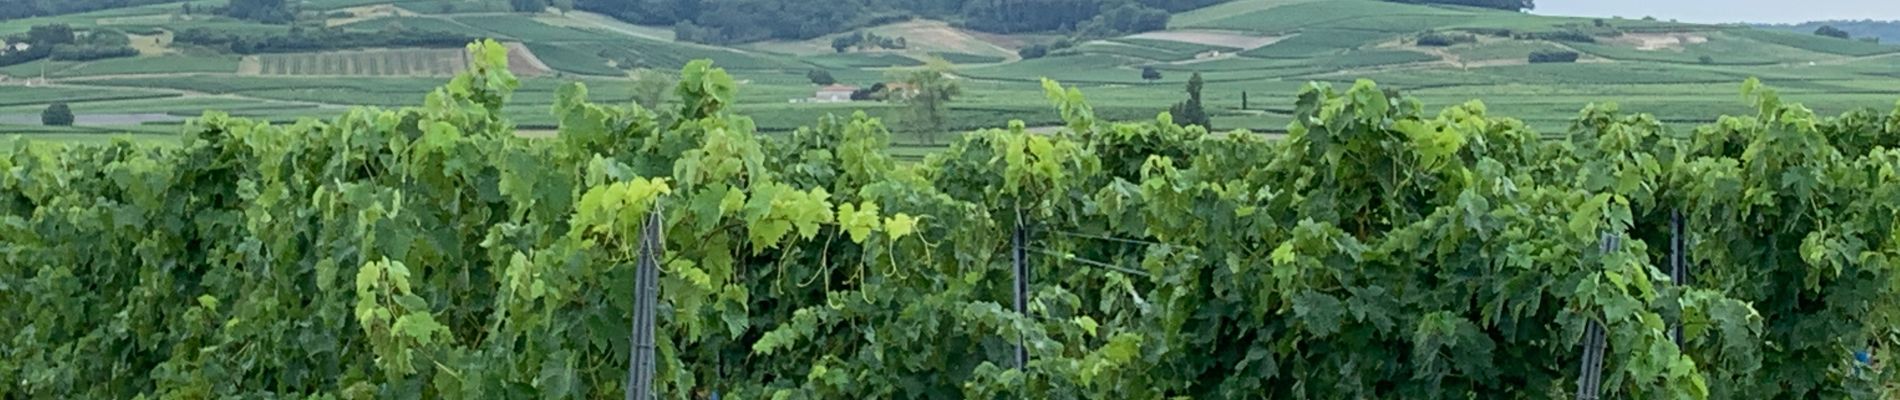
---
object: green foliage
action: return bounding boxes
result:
[888,59,960,145]
[1167,72,1207,128]
[6,40,1900,400]
[1530,49,1579,63]
[225,0,292,23]
[1815,24,1851,40]
[39,102,72,125]
[628,68,675,109]
[1416,31,1477,46]
[806,69,835,85]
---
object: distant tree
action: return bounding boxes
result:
[1168,72,1208,129]
[26,24,76,46]
[42,103,74,126]
[552,0,575,14]
[1815,25,1851,40]
[831,34,855,52]
[182,2,193,15]
[226,0,293,23]
[850,82,886,101]
[1528,49,1579,63]
[1698,55,1714,65]
[1641,16,1656,21]
[673,20,719,44]
[1079,3,1170,36]
[1416,31,1475,46]
[1018,44,1049,59]
[511,0,548,12]
[889,59,960,145]
[807,69,835,85]
[1141,66,1161,81]
[1592,19,1606,28]
[628,68,675,109]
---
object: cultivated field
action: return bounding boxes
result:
[3,0,1899,154]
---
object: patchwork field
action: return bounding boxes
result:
[4,0,1899,155]
[248,49,469,76]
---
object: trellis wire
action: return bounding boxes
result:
[1026,247,1152,277]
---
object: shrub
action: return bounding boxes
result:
[1520,30,1596,43]
[1528,49,1579,63]
[41,103,73,126]
[1018,44,1048,59]
[808,69,835,85]
[1698,55,1714,65]
[1462,27,1514,37]
[1814,25,1851,40]
[1416,31,1476,47]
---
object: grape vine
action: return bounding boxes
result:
[2,40,1896,398]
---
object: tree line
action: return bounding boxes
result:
[174,25,475,54]
[0,24,140,69]
[0,0,175,21]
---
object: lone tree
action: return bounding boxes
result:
[1141,66,1162,81]
[1168,72,1209,129]
[1815,25,1851,40]
[42,103,73,126]
[627,68,675,110]
[808,69,835,85]
[889,58,961,145]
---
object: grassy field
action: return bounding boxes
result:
[1568,33,1835,65]
[337,16,473,33]
[802,53,926,69]
[1241,29,1395,58]
[1444,40,1568,63]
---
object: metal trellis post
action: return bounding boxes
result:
[628,205,664,400]
[1669,209,1687,347]
[1577,231,1619,400]
[1012,211,1029,370]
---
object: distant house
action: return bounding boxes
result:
[812,84,858,102]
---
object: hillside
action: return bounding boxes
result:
[1759,20,1900,44]
[3,0,1900,147]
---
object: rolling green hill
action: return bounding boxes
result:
[3,0,1899,147]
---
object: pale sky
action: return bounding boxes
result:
[1535,0,1900,24]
